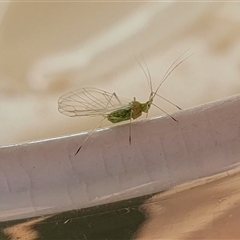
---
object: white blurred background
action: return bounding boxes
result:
[1,1,240,145]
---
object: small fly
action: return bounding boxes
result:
[58,50,192,155]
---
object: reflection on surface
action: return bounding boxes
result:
[1,170,240,239]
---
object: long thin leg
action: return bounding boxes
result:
[75,92,121,155]
[112,92,122,105]
[155,93,182,110]
[152,103,178,122]
[146,102,151,119]
[75,117,107,155]
[129,109,133,145]
[103,92,122,109]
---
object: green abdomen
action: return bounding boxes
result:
[107,108,131,123]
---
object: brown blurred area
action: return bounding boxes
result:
[1,2,240,145]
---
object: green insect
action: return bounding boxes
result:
[58,51,192,155]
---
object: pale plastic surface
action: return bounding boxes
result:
[0,94,240,221]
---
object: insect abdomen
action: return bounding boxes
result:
[107,108,131,123]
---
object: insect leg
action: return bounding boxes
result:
[75,92,121,154]
[97,93,120,128]
[152,103,178,122]
[146,103,151,119]
[129,109,133,145]
[75,117,107,155]
[103,92,122,109]
[155,93,182,110]
[112,92,122,105]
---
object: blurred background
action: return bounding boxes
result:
[1,1,240,146]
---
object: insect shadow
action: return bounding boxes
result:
[58,50,193,155]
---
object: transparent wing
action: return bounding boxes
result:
[58,87,131,117]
